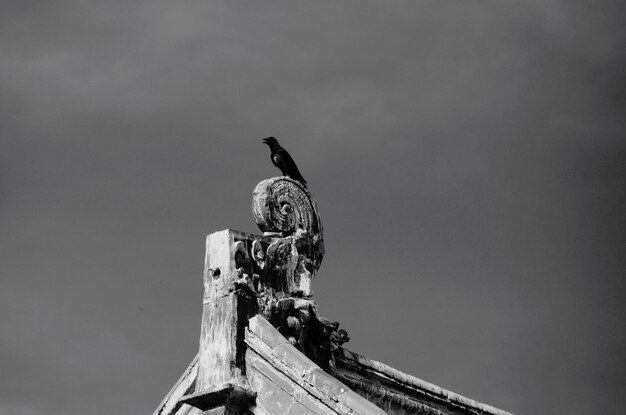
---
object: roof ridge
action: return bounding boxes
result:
[337,348,513,415]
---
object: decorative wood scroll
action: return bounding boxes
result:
[252,176,324,271]
[252,177,321,235]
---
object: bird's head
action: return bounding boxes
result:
[262,136,278,147]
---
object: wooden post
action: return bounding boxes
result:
[180,230,256,413]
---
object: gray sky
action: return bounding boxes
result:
[1,1,625,414]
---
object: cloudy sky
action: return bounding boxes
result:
[1,1,624,414]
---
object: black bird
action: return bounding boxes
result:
[262,137,307,186]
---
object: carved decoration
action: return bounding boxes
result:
[252,177,324,271]
[251,239,266,270]
[226,177,348,373]
[252,177,321,235]
[271,297,349,373]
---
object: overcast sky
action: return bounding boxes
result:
[1,1,625,414]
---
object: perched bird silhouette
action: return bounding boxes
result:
[262,137,307,186]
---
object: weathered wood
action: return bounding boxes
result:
[252,177,324,272]
[197,230,241,389]
[334,348,514,415]
[179,382,256,412]
[156,176,514,415]
[252,177,322,236]
[152,354,200,415]
[184,230,257,413]
[245,315,386,415]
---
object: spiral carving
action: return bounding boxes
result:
[252,177,322,236]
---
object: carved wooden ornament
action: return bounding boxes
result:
[252,177,322,237]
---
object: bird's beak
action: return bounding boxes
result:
[262,138,269,144]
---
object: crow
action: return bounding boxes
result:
[262,137,307,186]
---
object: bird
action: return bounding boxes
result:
[262,137,307,186]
